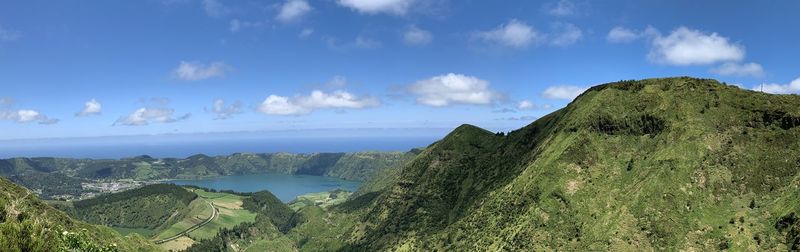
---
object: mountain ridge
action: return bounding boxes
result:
[346,77,800,251]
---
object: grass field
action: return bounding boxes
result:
[244,237,296,252]
[153,187,258,248]
[158,236,195,252]
[112,227,157,238]
[288,190,351,211]
[186,189,257,240]
[154,197,214,240]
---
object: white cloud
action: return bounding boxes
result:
[173,61,230,81]
[407,73,502,107]
[549,23,582,46]
[337,0,414,15]
[0,25,21,42]
[258,90,379,115]
[206,99,242,119]
[0,109,58,125]
[754,77,800,94]
[606,26,640,43]
[76,99,102,117]
[710,62,764,77]
[403,25,432,45]
[541,85,587,100]
[202,0,228,17]
[517,100,535,110]
[546,0,577,16]
[647,26,745,66]
[299,28,314,38]
[277,0,312,23]
[115,106,190,126]
[475,19,539,49]
[0,99,58,124]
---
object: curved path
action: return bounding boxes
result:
[154,201,217,244]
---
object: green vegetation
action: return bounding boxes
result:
[0,177,159,251]
[62,184,197,230]
[153,197,214,240]
[185,189,257,240]
[288,189,352,211]
[345,77,800,251]
[0,151,415,199]
[242,191,297,233]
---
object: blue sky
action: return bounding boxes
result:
[0,0,798,140]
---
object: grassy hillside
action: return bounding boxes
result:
[62,184,197,230]
[184,189,297,251]
[346,77,800,251]
[0,177,159,251]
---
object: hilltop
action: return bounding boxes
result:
[345,77,800,250]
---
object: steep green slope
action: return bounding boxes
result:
[61,184,197,230]
[348,77,800,251]
[0,177,159,251]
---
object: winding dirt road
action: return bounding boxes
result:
[154,201,217,244]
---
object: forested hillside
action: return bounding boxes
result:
[60,184,198,230]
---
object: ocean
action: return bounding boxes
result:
[0,128,447,159]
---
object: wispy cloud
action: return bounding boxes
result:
[474,19,540,49]
[545,0,577,16]
[0,25,21,42]
[114,98,190,126]
[299,28,314,38]
[496,116,538,121]
[206,99,242,119]
[354,36,381,49]
[277,0,312,23]
[754,77,800,94]
[549,23,582,46]
[229,19,265,33]
[710,62,764,77]
[606,26,640,43]
[173,61,230,81]
[403,25,432,45]
[541,85,586,100]
[202,0,229,17]
[325,36,381,50]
